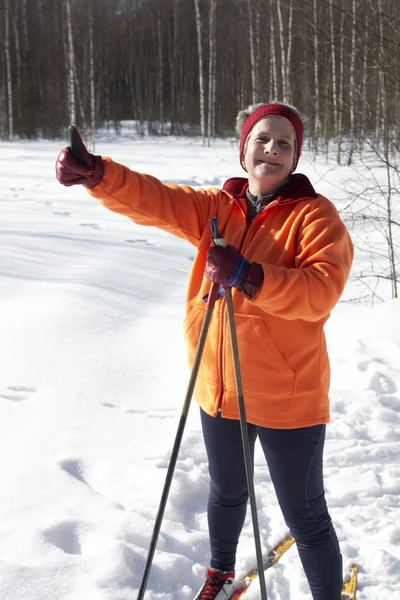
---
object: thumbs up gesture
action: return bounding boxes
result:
[55,126,104,189]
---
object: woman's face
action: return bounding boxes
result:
[243,116,296,196]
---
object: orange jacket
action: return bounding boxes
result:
[88,158,354,429]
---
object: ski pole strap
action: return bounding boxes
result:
[203,218,249,303]
[203,218,225,303]
[211,217,249,288]
[203,284,225,305]
[210,217,222,242]
[225,254,249,288]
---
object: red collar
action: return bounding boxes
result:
[222,174,318,203]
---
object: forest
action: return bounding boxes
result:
[0,0,399,164]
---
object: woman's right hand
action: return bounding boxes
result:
[55,127,104,189]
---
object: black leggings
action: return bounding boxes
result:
[200,409,343,600]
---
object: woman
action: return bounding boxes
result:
[56,102,354,600]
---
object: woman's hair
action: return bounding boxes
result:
[235,101,305,138]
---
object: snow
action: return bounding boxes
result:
[0,132,399,599]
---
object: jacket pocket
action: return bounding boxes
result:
[226,314,296,397]
[183,304,207,363]
[183,303,221,387]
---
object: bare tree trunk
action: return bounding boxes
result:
[329,0,338,152]
[0,85,6,138]
[65,0,76,125]
[286,1,293,104]
[360,7,369,154]
[382,74,398,298]
[312,0,321,148]
[194,0,206,142]
[89,0,96,151]
[73,65,86,128]
[270,12,278,100]
[336,10,345,164]
[276,0,292,103]
[12,5,22,92]
[207,0,217,144]
[170,0,179,133]
[385,163,398,298]
[347,0,356,165]
[21,0,29,52]
[375,0,386,148]
[255,3,260,99]
[247,0,257,104]
[5,0,14,139]
[157,12,164,134]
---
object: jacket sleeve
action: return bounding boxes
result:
[87,157,220,247]
[252,198,354,322]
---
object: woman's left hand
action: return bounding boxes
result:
[205,245,264,300]
[205,244,249,287]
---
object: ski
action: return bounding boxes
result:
[231,534,295,599]
[232,534,358,600]
[342,564,358,600]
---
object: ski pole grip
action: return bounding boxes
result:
[68,125,86,166]
[210,217,227,248]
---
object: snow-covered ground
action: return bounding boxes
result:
[0,132,399,599]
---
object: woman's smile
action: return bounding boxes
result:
[243,116,296,195]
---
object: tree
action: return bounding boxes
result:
[194,0,205,142]
[64,0,76,126]
[4,0,14,139]
[207,0,217,144]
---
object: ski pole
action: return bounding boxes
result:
[211,219,267,600]
[224,287,268,600]
[137,281,220,600]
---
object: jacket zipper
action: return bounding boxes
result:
[216,199,285,412]
[217,205,251,412]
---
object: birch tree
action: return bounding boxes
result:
[207,0,217,144]
[269,10,278,100]
[11,3,22,94]
[360,6,369,153]
[375,0,386,149]
[336,9,345,164]
[247,0,258,104]
[329,0,338,149]
[89,0,96,150]
[312,0,321,147]
[169,0,179,132]
[347,0,357,165]
[1,0,400,146]
[4,0,14,139]
[276,0,293,104]
[194,0,206,142]
[21,0,28,53]
[65,0,76,125]
[157,11,164,133]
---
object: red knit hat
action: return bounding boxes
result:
[239,103,304,170]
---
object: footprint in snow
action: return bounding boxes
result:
[125,238,155,247]
[59,458,87,485]
[59,457,125,510]
[101,402,177,419]
[379,395,400,412]
[369,372,397,395]
[79,222,103,229]
[43,520,82,555]
[0,385,37,403]
[357,358,385,372]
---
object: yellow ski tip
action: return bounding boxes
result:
[342,564,358,599]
